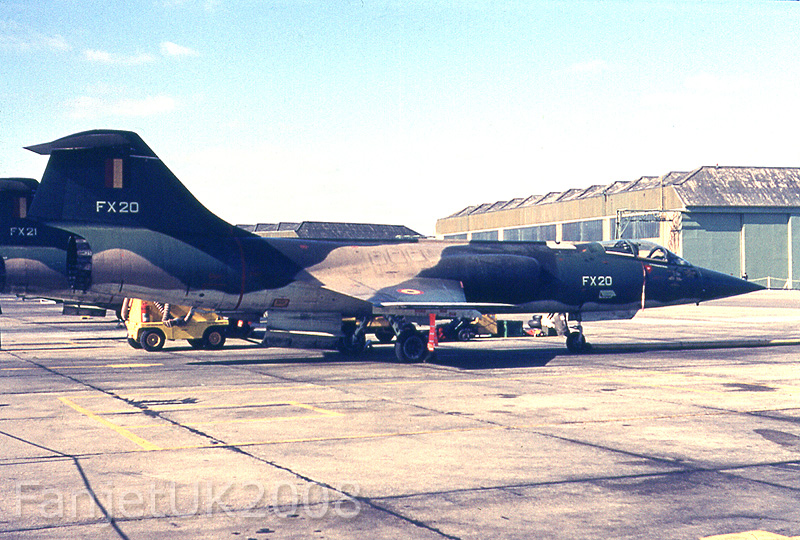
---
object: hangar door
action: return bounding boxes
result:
[742,213,788,288]
[681,213,741,277]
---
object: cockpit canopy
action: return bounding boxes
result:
[595,240,691,266]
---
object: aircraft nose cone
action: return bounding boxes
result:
[700,268,765,302]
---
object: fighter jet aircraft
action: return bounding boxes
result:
[19,130,762,360]
[0,177,118,309]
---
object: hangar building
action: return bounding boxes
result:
[237,221,421,240]
[435,166,800,289]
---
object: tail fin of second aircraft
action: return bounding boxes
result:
[26,130,244,237]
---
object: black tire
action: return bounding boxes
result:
[203,327,226,350]
[139,329,166,352]
[457,327,475,342]
[337,329,367,355]
[394,330,431,363]
[187,338,205,349]
[374,327,395,344]
[127,337,142,349]
[566,331,590,354]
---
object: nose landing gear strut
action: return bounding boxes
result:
[565,313,591,354]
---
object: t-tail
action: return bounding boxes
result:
[26,130,248,239]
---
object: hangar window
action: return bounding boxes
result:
[563,220,603,242]
[619,220,659,240]
[505,224,556,242]
[472,230,499,241]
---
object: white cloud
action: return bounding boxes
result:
[82,43,198,65]
[83,49,156,65]
[0,20,70,52]
[67,95,177,119]
[160,41,199,58]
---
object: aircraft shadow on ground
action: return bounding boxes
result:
[187,343,560,370]
[427,347,559,369]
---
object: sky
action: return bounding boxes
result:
[2,0,800,236]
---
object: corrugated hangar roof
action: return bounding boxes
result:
[236,221,422,239]
[673,167,800,207]
[295,221,421,239]
[444,166,800,218]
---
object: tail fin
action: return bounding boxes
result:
[26,130,245,238]
[0,178,38,225]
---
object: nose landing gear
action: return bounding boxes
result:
[565,314,591,354]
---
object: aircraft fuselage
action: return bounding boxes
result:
[39,226,746,323]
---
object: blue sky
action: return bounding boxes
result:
[2,1,800,235]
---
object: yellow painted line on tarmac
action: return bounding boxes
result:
[108,375,561,399]
[104,363,164,368]
[126,412,341,429]
[106,369,723,399]
[91,400,344,419]
[110,383,319,398]
[58,396,162,451]
[702,531,800,540]
[115,372,626,398]
[90,400,343,415]
[288,400,344,416]
[161,423,505,451]
[1,363,162,371]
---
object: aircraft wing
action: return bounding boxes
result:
[322,277,514,315]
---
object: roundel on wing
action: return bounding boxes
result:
[398,288,424,295]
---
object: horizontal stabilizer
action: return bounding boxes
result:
[25,130,156,157]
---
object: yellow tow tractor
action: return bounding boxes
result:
[122,298,229,352]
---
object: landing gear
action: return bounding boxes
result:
[387,316,433,363]
[337,319,369,355]
[457,326,475,342]
[394,328,431,363]
[336,315,436,362]
[565,314,591,354]
[566,331,588,354]
[437,318,475,342]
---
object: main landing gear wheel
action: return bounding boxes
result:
[202,327,226,350]
[139,329,166,352]
[394,330,431,363]
[565,331,590,354]
[457,327,475,342]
